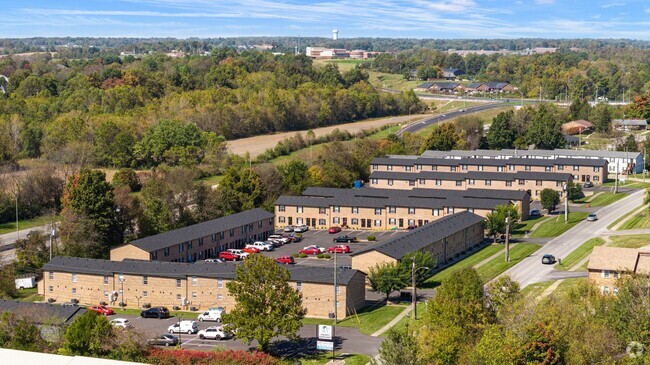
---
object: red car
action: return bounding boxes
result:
[89,305,114,316]
[275,256,295,265]
[218,251,240,261]
[299,245,326,255]
[328,226,342,234]
[243,247,260,254]
[327,245,351,254]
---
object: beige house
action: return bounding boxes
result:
[111,209,275,263]
[351,211,485,273]
[40,256,366,319]
[587,246,650,294]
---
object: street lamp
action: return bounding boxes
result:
[176,313,184,347]
[411,258,430,320]
[504,214,510,263]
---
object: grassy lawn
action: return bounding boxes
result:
[619,208,650,230]
[111,307,201,319]
[414,106,515,136]
[299,352,370,365]
[302,304,406,335]
[368,71,422,91]
[520,280,555,299]
[554,238,605,271]
[0,215,58,236]
[476,243,542,283]
[552,278,587,297]
[387,302,425,336]
[587,192,628,207]
[314,59,368,72]
[528,212,589,238]
[608,234,650,249]
[511,215,547,238]
[421,244,504,288]
[14,288,43,302]
[608,205,643,230]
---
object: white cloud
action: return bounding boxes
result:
[535,0,555,4]
[600,2,626,8]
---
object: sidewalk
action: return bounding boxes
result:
[370,305,413,337]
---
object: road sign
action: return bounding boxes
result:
[318,324,333,340]
[317,340,334,351]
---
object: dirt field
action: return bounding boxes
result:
[226,114,427,158]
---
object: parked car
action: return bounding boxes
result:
[583,181,594,188]
[587,213,598,221]
[327,245,351,254]
[141,307,171,319]
[407,225,417,230]
[300,245,326,255]
[88,305,114,316]
[333,235,357,243]
[541,254,556,265]
[147,334,178,347]
[198,326,231,340]
[530,209,541,217]
[218,251,240,261]
[288,234,303,242]
[328,226,342,234]
[205,258,224,263]
[269,235,291,244]
[242,246,260,254]
[109,318,132,329]
[283,225,295,232]
[293,224,309,233]
[246,241,274,251]
[275,256,295,265]
[168,320,199,334]
[198,307,224,322]
[227,249,249,259]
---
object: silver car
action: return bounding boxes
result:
[586,214,598,221]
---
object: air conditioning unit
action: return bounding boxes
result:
[181,297,188,306]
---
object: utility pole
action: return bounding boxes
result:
[49,228,55,261]
[615,161,619,194]
[333,250,337,325]
[504,214,510,263]
[564,183,569,223]
[412,258,416,319]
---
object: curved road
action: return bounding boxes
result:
[396,102,507,135]
[503,189,644,289]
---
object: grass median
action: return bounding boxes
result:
[529,212,589,238]
[302,304,406,335]
[421,244,504,288]
[587,192,628,207]
[607,204,643,230]
[0,215,58,235]
[608,234,650,249]
[554,238,605,271]
[476,243,542,283]
[511,215,547,238]
[619,209,650,230]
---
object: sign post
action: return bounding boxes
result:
[317,324,335,359]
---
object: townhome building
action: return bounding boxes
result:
[587,246,650,294]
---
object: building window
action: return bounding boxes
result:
[72,288,76,294]
[485,180,492,186]
[103,276,109,285]
[192,276,198,286]
[333,206,340,213]
[497,166,504,172]
[217,293,224,300]
[573,165,579,171]
[524,165,530,171]
[594,176,600,182]
[176,279,182,288]
[352,218,359,225]
[374,220,382,227]
[279,216,286,223]
[372,164,378,170]
[447,207,454,214]
[603,286,610,294]
[419,178,425,185]
[468,208,474,213]
[450,166,457,172]
[477,165,484,171]
[176,294,182,300]
[352,207,358,214]
[143,276,148,285]
[192,292,197,299]
[594,166,600,172]
[217,279,223,288]
[431,166,438,171]
[519,179,525,185]
[613,271,620,278]
[468,179,475,186]
[405,166,412,172]
[297,217,304,225]
[49,271,53,280]
[388,179,393,186]
[278,205,285,212]
[432,208,440,216]
[508,165,515,171]
[375,208,382,215]
[557,181,563,187]
[371,178,378,184]
[389,206,396,213]
[333,217,340,224]
[545,166,552,172]
[230,229,235,237]
[297,206,303,213]
[455,181,462,186]
[461,165,468,171]
[506,181,513,187]
[71,274,77,283]
[408,207,415,214]
[389,218,396,225]
[48,286,53,292]
[296,281,302,292]
[603,270,610,278]
[336,285,340,295]
[409,180,416,186]
[387,165,393,171]
[188,241,193,249]
[558,165,564,171]
[319,219,327,225]
[416,164,422,170]
[179,243,184,253]
[319,207,327,214]
[613,287,619,295]
[435,179,442,186]
[143,291,148,297]
[536,180,542,186]
[164,247,170,257]
[408,219,415,226]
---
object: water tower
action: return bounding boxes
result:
[332,29,338,40]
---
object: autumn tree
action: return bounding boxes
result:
[419,123,463,153]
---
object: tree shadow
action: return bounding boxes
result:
[269,334,346,360]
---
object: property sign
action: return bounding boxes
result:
[318,324,333,340]
[317,340,334,351]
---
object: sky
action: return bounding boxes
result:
[3,0,650,40]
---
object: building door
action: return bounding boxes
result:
[288,217,293,225]
[342,218,347,227]
[310,218,316,227]
[418,219,423,227]
[361,219,366,228]
[398,218,404,228]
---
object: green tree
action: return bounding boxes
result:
[525,104,565,149]
[566,181,583,202]
[617,134,639,152]
[278,160,311,196]
[399,251,436,286]
[485,204,520,243]
[590,103,613,133]
[222,254,306,352]
[139,178,175,236]
[485,275,520,315]
[216,166,265,215]
[0,265,16,299]
[111,168,141,192]
[15,231,50,271]
[486,111,516,150]
[376,323,422,365]
[569,97,591,121]
[367,261,409,301]
[518,321,563,365]
[606,275,650,349]
[59,311,113,357]
[419,123,463,153]
[540,189,561,213]
[0,311,47,352]
[134,119,207,166]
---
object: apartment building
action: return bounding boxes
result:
[110,209,275,263]
[368,170,572,199]
[274,187,530,230]
[370,155,607,184]
[587,246,650,294]
[350,211,485,273]
[40,256,366,319]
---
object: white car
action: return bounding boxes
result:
[227,249,249,259]
[197,326,230,340]
[302,245,326,254]
[168,320,198,334]
[109,318,131,329]
[205,258,224,263]
[283,225,295,232]
[268,235,291,244]
[198,307,224,322]
[246,241,274,251]
[294,225,309,233]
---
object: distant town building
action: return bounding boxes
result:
[305,47,378,59]
[332,29,339,40]
[562,120,594,135]
[612,119,647,131]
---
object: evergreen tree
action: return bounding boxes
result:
[486,111,516,150]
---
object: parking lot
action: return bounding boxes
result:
[260,228,408,268]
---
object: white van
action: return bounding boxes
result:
[168,320,199,334]
[15,275,37,290]
[198,307,225,322]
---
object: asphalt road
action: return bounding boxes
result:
[504,188,645,289]
[396,102,506,136]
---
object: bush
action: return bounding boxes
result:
[322,254,331,259]
[112,168,141,192]
[367,235,376,241]
[316,254,324,259]
[147,348,281,365]
[291,253,300,258]
[298,253,308,258]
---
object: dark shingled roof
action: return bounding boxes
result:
[417,82,435,89]
[553,157,608,167]
[370,157,418,166]
[0,300,86,324]
[432,82,460,90]
[42,256,362,286]
[351,211,484,260]
[467,82,484,89]
[128,209,273,252]
[514,171,572,181]
[506,157,555,167]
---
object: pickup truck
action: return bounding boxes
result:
[245,241,274,251]
[333,235,358,243]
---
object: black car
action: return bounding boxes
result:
[141,306,171,319]
[333,235,358,243]
[530,209,541,217]
[147,334,179,347]
[583,181,594,188]
[541,254,556,265]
